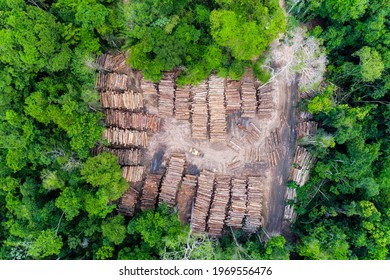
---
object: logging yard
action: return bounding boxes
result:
[95,39,316,237]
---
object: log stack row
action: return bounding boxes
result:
[140,77,158,95]
[174,85,191,120]
[122,166,145,183]
[241,70,257,118]
[103,127,148,148]
[225,80,241,112]
[257,92,275,119]
[289,146,315,186]
[226,177,247,228]
[208,75,227,143]
[96,73,129,91]
[159,153,186,207]
[177,174,198,224]
[265,128,281,167]
[105,110,159,132]
[97,53,128,73]
[208,175,231,236]
[158,72,175,118]
[117,186,139,216]
[243,176,264,233]
[100,91,144,111]
[140,174,162,211]
[191,80,209,140]
[191,170,215,233]
[296,121,318,139]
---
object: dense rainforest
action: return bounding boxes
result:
[0,0,388,260]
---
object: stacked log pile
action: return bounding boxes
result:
[289,146,315,186]
[243,176,264,233]
[177,174,198,224]
[265,128,281,167]
[208,175,231,236]
[100,91,144,111]
[103,148,142,165]
[117,185,139,216]
[103,128,148,148]
[105,110,159,132]
[241,70,257,118]
[159,153,186,207]
[208,75,227,143]
[225,80,241,112]
[191,170,215,233]
[296,121,318,139]
[122,166,145,183]
[174,85,191,120]
[191,80,209,140]
[158,72,175,118]
[96,73,129,91]
[283,188,297,221]
[97,53,128,73]
[140,77,158,95]
[226,177,247,228]
[257,92,275,119]
[140,174,162,211]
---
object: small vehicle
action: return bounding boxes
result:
[189,147,204,157]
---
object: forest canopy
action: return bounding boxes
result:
[124,0,286,84]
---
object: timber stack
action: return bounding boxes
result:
[97,52,128,73]
[226,177,247,228]
[122,166,145,183]
[174,85,191,120]
[191,80,209,140]
[191,170,215,233]
[241,70,257,118]
[177,174,198,224]
[258,90,275,119]
[159,153,186,207]
[105,110,159,132]
[117,186,139,216]
[243,176,264,233]
[140,174,162,211]
[296,121,318,139]
[140,77,158,95]
[100,91,144,111]
[208,75,227,143]
[289,146,315,186]
[225,79,241,112]
[265,128,281,167]
[103,128,148,148]
[208,175,231,236]
[157,72,175,118]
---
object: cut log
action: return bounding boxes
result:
[243,176,264,233]
[191,170,215,233]
[103,127,148,148]
[104,110,159,133]
[191,80,209,140]
[100,91,144,111]
[159,153,186,207]
[226,177,247,228]
[208,75,227,143]
[140,174,162,211]
[208,175,231,236]
[174,85,191,120]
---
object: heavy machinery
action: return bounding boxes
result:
[189,147,204,157]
